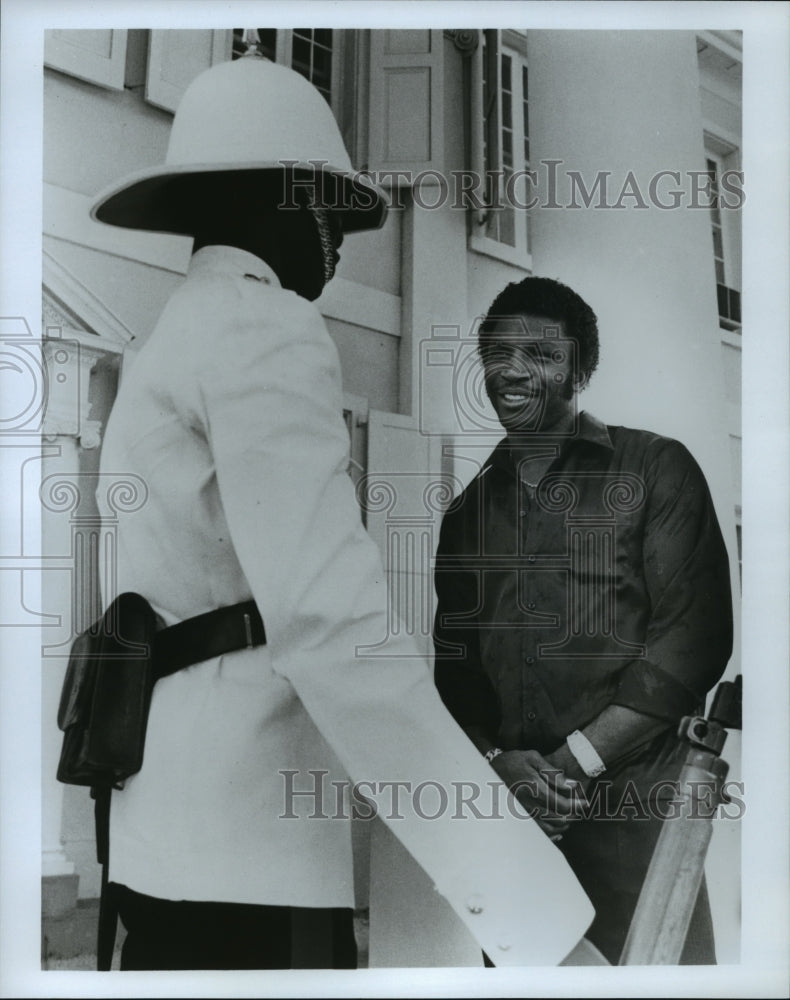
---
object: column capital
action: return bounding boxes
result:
[444,30,479,55]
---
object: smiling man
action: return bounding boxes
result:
[433,276,734,964]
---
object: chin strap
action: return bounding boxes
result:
[308,200,338,286]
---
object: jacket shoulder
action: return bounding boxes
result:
[605,425,710,501]
[167,270,321,328]
[607,424,698,464]
[144,272,330,374]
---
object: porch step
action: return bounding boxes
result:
[41,898,125,969]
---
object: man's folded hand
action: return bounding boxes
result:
[490,748,587,836]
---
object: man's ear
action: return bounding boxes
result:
[573,370,589,392]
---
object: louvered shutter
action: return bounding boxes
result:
[44,30,128,90]
[367,30,444,178]
[145,30,232,113]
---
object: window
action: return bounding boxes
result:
[291,30,334,103]
[232,29,338,111]
[703,137,742,332]
[706,155,741,329]
[470,30,531,268]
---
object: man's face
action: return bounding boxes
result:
[271,208,343,302]
[483,314,579,434]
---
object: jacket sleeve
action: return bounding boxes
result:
[612,439,734,720]
[191,282,594,965]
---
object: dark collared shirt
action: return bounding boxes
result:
[434,412,733,796]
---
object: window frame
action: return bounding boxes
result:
[703,130,742,333]
[233,29,344,124]
[469,29,532,270]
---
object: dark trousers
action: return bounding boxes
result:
[112,883,357,970]
[559,814,716,965]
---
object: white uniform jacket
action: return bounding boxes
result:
[97,245,593,965]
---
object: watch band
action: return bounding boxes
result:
[484,746,504,764]
[566,729,606,778]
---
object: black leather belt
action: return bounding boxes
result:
[154,600,266,680]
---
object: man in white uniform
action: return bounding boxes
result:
[90,52,597,970]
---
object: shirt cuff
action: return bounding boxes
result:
[612,660,704,722]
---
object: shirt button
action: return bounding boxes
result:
[527,711,537,721]
[527,601,536,610]
[465,894,485,915]
[527,555,536,563]
[526,656,535,664]
[519,510,526,517]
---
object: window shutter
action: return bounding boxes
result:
[469,29,504,219]
[44,30,128,90]
[145,30,232,113]
[367,30,444,178]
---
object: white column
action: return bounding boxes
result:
[526,31,739,612]
[400,193,471,428]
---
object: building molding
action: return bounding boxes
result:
[44,183,402,339]
[470,232,533,273]
[698,73,742,115]
[501,29,528,57]
[720,329,742,352]
[697,30,742,64]
[697,32,742,106]
[702,122,742,156]
[44,183,193,274]
[43,248,136,347]
[316,277,401,338]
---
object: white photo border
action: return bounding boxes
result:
[1,1,787,997]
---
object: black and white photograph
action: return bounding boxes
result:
[0,1,788,997]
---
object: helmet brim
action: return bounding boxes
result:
[90,162,389,236]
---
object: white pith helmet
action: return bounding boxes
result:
[90,55,387,235]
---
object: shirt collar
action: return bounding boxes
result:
[576,410,614,450]
[486,410,614,474]
[187,245,281,286]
